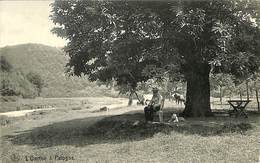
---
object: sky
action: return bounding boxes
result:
[0,0,67,48]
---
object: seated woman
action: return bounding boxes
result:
[144,87,163,122]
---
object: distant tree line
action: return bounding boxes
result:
[0,56,45,98]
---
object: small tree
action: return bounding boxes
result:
[26,72,45,96]
[252,71,260,111]
[0,56,13,72]
[210,73,235,103]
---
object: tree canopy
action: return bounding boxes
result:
[51,0,260,117]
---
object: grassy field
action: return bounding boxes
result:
[0,97,260,163]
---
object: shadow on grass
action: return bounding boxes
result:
[4,108,259,148]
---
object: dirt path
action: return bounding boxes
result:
[0,100,133,118]
[0,107,57,117]
[0,97,130,118]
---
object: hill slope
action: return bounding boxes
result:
[0,43,111,97]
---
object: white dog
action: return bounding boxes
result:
[168,113,179,123]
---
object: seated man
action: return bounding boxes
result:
[144,87,163,122]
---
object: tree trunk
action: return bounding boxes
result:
[37,89,40,96]
[182,64,212,117]
[134,91,141,103]
[219,86,222,105]
[128,91,133,106]
[239,90,242,100]
[246,81,249,101]
[111,78,115,92]
[256,89,260,112]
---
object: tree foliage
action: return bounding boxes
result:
[0,56,13,72]
[51,0,260,81]
[26,72,45,96]
[0,71,38,98]
[51,0,260,116]
[210,73,235,97]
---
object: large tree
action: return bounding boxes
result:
[51,0,260,117]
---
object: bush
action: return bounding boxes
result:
[0,96,18,102]
[26,72,45,96]
[0,71,38,98]
[0,56,13,72]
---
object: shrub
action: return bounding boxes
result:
[0,56,13,72]
[26,72,45,96]
[0,71,37,98]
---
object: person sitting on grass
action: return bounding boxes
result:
[144,87,163,122]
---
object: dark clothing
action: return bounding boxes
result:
[144,106,154,121]
[152,105,161,112]
[144,105,161,121]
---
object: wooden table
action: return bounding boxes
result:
[227,100,251,118]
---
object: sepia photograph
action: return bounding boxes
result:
[0,0,260,162]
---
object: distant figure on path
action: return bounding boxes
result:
[144,87,163,122]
